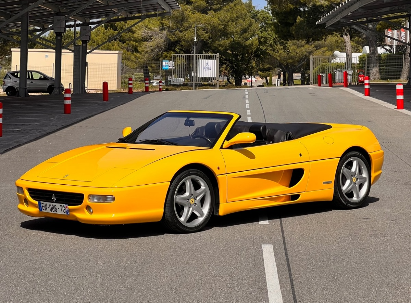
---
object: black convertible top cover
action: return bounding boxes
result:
[231,121,331,140]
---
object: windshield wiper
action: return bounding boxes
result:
[136,139,177,145]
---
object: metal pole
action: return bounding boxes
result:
[80,41,87,93]
[216,53,219,89]
[19,0,29,97]
[193,26,196,91]
[53,33,62,94]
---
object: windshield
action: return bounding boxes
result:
[122,112,232,147]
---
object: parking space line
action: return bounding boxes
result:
[246,103,249,108]
[247,110,251,115]
[262,244,284,303]
[247,116,252,122]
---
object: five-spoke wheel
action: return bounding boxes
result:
[163,169,214,233]
[334,151,371,208]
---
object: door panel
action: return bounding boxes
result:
[30,71,46,92]
[26,71,35,92]
[221,140,310,203]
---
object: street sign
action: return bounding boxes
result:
[162,60,169,70]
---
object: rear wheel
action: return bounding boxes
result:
[162,169,214,233]
[47,85,54,95]
[6,87,16,96]
[333,151,371,208]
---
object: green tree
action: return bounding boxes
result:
[209,0,260,85]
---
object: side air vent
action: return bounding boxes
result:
[290,194,300,201]
[289,169,304,187]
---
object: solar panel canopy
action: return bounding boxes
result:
[317,0,411,28]
[0,0,180,31]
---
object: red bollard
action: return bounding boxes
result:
[396,83,404,109]
[159,80,163,92]
[103,82,108,101]
[128,78,133,94]
[328,73,333,87]
[317,74,321,87]
[145,78,149,92]
[64,88,71,114]
[364,76,370,96]
[343,71,348,87]
[0,102,2,137]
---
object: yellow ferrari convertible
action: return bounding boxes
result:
[16,110,384,233]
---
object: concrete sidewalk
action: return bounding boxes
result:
[0,92,151,154]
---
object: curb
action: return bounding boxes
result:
[339,87,411,116]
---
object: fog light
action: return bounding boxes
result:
[23,198,29,207]
[88,195,115,203]
[86,205,93,214]
[17,186,24,195]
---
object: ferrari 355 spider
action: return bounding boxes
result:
[16,110,384,233]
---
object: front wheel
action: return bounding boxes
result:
[333,151,371,208]
[162,169,214,233]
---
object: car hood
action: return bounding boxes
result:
[20,143,205,187]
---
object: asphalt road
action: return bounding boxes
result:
[0,87,410,303]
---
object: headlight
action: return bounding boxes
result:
[88,195,115,203]
[17,186,24,195]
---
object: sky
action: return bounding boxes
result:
[251,0,267,9]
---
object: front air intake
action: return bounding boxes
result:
[27,189,84,206]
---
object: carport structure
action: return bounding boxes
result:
[0,0,180,97]
[316,0,410,82]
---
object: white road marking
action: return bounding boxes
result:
[259,214,269,224]
[246,103,249,108]
[262,244,284,303]
[247,110,251,115]
[247,116,252,122]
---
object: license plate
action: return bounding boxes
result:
[38,201,69,215]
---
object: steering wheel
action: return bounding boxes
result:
[192,135,212,144]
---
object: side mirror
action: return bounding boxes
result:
[122,127,132,137]
[222,132,256,149]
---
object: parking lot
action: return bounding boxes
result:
[0,86,410,302]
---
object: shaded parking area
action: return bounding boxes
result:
[348,83,411,111]
[0,92,150,154]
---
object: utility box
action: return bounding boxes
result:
[80,26,91,41]
[53,16,66,33]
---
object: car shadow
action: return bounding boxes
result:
[20,196,379,238]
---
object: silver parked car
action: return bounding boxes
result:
[2,70,64,96]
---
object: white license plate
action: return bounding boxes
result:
[38,201,69,215]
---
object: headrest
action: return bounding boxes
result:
[249,124,267,141]
[205,122,218,138]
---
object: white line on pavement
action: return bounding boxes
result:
[247,116,252,122]
[247,110,251,115]
[262,244,284,303]
[246,103,249,108]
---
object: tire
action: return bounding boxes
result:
[47,85,54,95]
[6,87,16,96]
[333,151,371,209]
[162,169,214,233]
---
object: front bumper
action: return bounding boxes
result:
[369,149,384,185]
[16,179,169,224]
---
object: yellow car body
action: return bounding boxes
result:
[16,110,384,230]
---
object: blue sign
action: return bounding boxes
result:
[162,60,169,70]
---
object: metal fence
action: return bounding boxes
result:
[310,54,407,84]
[171,54,219,88]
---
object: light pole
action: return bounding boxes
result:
[193,25,203,90]
[193,26,197,90]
